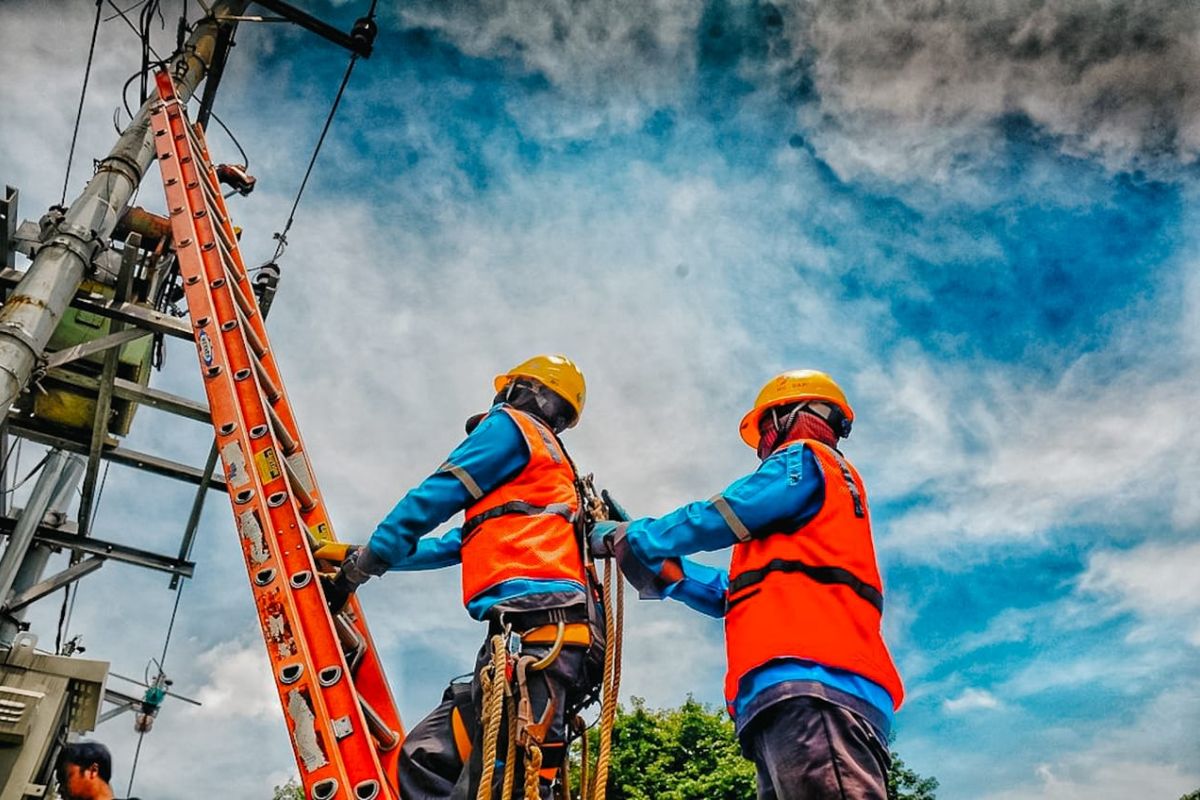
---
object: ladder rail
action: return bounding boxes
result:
[179,81,406,773]
[150,70,401,800]
[178,90,404,760]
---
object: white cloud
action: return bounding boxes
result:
[190,639,284,721]
[392,0,1200,180]
[1078,539,1200,646]
[985,760,1198,800]
[870,351,1200,563]
[943,687,1001,714]
[979,686,1200,800]
[783,0,1200,181]
[396,0,703,114]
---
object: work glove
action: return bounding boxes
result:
[588,521,620,559]
[601,489,631,522]
[322,545,374,615]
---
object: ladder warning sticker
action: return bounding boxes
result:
[239,510,269,564]
[256,447,282,484]
[221,441,250,489]
[307,521,330,541]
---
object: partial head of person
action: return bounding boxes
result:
[492,354,586,434]
[740,370,854,460]
[56,741,114,800]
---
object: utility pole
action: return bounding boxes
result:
[0,0,250,413]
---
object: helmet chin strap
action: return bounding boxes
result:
[502,380,574,433]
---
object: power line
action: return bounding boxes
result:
[271,51,361,261]
[62,0,106,207]
[210,110,249,169]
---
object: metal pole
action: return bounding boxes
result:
[0,453,85,646]
[0,450,69,608]
[0,0,249,413]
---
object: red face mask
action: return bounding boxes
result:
[757,407,838,459]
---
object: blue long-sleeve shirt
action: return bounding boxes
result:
[365,405,586,620]
[617,442,895,735]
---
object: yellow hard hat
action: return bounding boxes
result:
[494,354,586,425]
[738,370,854,448]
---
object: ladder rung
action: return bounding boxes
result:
[335,615,368,673]
[267,404,299,455]
[359,698,401,752]
[251,354,283,403]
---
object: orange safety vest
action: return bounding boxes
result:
[459,406,585,608]
[723,440,904,710]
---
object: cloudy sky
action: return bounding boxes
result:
[2,0,1199,797]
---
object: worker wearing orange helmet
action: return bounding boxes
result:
[328,354,603,800]
[592,370,903,800]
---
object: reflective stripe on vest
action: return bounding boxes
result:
[459,407,584,608]
[724,440,904,711]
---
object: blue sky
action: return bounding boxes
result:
[2,1,1199,798]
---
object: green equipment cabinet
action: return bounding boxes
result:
[28,279,154,439]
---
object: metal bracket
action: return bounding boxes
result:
[248,0,375,57]
[1,185,16,269]
[0,515,196,579]
[98,687,142,724]
[42,328,151,371]
[1,557,104,614]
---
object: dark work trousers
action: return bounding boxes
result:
[398,680,476,799]
[740,696,891,800]
[398,636,588,800]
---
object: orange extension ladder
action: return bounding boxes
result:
[149,69,404,800]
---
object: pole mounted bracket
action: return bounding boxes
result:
[250,1,377,58]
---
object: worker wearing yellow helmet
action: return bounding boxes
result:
[325,354,602,799]
[592,370,903,800]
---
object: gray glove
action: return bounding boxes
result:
[588,521,620,558]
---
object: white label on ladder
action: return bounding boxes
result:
[222,441,251,489]
[285,452,314,495]
[286,688,328,772]
[198,330,215,366]
[239,510,269,564]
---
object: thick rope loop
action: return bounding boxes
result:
[477,634,509,800]
[592,559,624,800]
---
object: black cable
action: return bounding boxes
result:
[127,565,186,796]
[271,52,360,261]
[62,0,105,207]
[104,0,153,48]
[209,110,249,169]
[127,731,147,796]
[54,582,77,655]
[0,452,51,497]
[103,0,149,24]
[158,582,186,669]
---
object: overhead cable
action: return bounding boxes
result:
[62,0,106,207]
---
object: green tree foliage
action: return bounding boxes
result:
[887,750,939,800]
[590,696,756,800]
[574,696,938,800]
[1177,790,1200,800]
[271,778,303,800]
